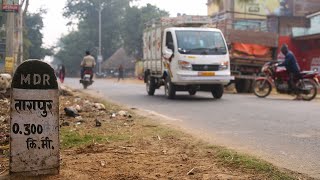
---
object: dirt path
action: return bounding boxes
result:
[0,88,313,180]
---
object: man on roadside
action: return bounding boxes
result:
[80,50,96,80]
[278,44,301,99]
[118,64,124,81]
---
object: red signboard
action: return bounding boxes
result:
[2,0,20,12]
[2,4,19,11]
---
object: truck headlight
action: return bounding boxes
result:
[219,61,229,70]
[178,60,192,70]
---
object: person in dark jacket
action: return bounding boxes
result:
[278,44,301,97]
[118,64,124,81]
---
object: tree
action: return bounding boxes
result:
[56,0,131,76]
[24,10,52,59]
[122,4,169,58]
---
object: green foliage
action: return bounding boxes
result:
[55,0,130,76]
[24,11,53,60]
[122,4,169,58]
[55,1,168,75]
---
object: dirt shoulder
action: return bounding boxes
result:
[0,87,314,180]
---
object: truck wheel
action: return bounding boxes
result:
[165,76,176,99]
[211,85,224,99]
[247,80,254,93]
[235,79,250,93]
[146,75,156,96]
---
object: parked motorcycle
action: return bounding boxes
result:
[253,61,318,101]
[80,69,94,89]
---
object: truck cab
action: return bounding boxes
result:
[163,27,232,85]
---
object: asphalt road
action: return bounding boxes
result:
[66,78,320,178]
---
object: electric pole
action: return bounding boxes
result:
[5,12,15,58]
[98,4,102,74]
[19,5,23,64]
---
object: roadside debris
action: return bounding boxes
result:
[76,122,82,126]
[181,154,189,161]
[60,85,74,96]
[95,119,102,127]
[64,107,80,117]
[73,98,82,103]
[118,110,128,117]
[82,101,94,112]
[110,113,116,119]
[187,167,195,175]
[0,116,5,123]
[94,103,106,110]
[75,116,83,121]
[74,104,82,112]
[61,122,70,126]
[100,160,106,167]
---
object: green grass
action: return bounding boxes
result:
[60,130,105,149]
[138,120,297,179]
[212,147,295,180]
[60,128,131,149]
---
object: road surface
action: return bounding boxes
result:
[66,78,320,178]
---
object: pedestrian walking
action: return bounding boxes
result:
[118,64,124,81]
[59,65,66,83]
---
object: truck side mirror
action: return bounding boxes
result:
[163,47,173,60]
[167,42,174,51]
[227,44,232,51]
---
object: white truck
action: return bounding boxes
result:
[143,16,234,99]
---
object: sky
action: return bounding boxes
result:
[29,0,207,47]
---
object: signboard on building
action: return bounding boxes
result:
[2,0,19,12]
[294,0,320,17]
[233,0,320,19]
[234,0,294,19]
[10,60,59,176]
[4,56,14,73]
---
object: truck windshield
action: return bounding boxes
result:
[176,31,227,55]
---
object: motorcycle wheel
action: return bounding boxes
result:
[297,79,317,101]
[253,79,272,98]
[82,82,88,89]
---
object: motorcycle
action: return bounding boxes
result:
[253,61,318,101]
[80,69,94,89]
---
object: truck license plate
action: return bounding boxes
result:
[198,72,215,76]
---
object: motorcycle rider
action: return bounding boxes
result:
[81,50,96,80]
[278,44,301,97]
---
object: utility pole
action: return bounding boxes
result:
[98,4,102,74]
[5,12,15,58]
[19,5,23,64]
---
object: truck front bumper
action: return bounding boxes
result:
[174,72,234,85]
